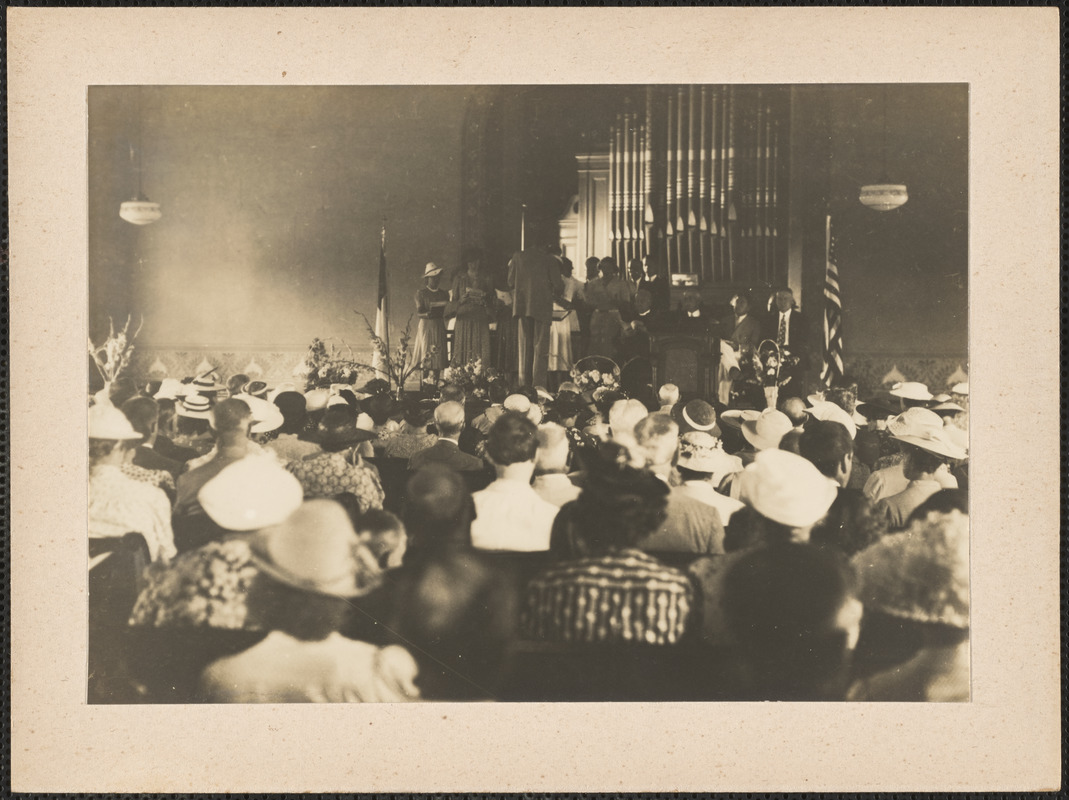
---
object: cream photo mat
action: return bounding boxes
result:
[8,7,1061,792]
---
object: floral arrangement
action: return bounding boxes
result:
[88,314,142,391]
[353,312,435,398]
[570,356,621,394]
[294,337,365,391]
[745,340,800,389]
[439,357,504,400]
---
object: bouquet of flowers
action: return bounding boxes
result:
[439,357,504,400]
[294,337,365,391]
[352,312,431,399]
[88,314,142,400]
[570,356,621,394]
[745,339,801,409]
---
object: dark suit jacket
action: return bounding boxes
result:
[724,313,762,352]
[765,308,807,355]
[134,444,183,481]
[508,249,564,324]
[409,439,486,473]
[154,434,198,464]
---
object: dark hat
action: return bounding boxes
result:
[316,406,377,449]
[672,399,720,434]
[403,398,434,427]
[359,392,398,425]
[245,380,269,399]
[357,377,391,396]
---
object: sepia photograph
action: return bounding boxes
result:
[87,82,970,705]
[9,7,1059,793]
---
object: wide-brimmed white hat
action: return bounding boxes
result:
[719,408,761,431]
[304,387,331,412]
[887,407,967,460]
[153,378,187,401]
[741,408,794,451]
[423,261,443,278]
[249,499,383,598]
[739,448,839,528]
[198,456,304,532]
[888,381,932,402]
[930,400,965,415]
[176,393,213,419]
[677,431,742,482]
[267,381,299,403]
[232,392,285,434]
[950,382,969,395]
[806,400,857,439]
[808,392,867,426]
[88,402,143,440]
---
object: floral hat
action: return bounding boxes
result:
[677,431,741,482]
[852,509,969,628]
[888,407,967,460]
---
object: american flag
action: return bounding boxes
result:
[820,214,844,386]
[371,221,390,376]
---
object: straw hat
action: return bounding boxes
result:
[250,499,383,598]
[853,509,969,628]
[950,382,969,395]
[232,393,285,434]
[888,381,932,402]
[316,406,378,448]
[741,408,794,451]
[718,408,761,431]
[88,402,143,440]
[198,456,304,532]
[739,449,839,528]
[176,393,213,419]
[244,380,270,400]
[189,371,226,393]
[677,431,743,482]
[887,407,967,460]
[423,262,443,278]
[808,392,867,426]
[930,400,965,415]
[672,399,720,435]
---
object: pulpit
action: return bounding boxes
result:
[649,332,720,400]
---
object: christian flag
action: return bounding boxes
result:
[372,222,389,376]
[820,214,845,386]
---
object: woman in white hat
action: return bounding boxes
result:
[410,262,450,387]
[89,403,176,564]
[874,408,964,530]
[198,499,420,703]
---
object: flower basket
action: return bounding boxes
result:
[570,356,621,394]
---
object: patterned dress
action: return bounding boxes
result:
[285,449,386,512]
[522,548,694,645]
[450,270,493,366]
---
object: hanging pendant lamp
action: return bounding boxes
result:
[120,88,162,225]
[859,86,908,212]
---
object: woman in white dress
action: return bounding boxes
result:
[548,257,583,386]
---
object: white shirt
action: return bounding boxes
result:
[199,631,420,703]
[679,480,746,524]
[470,479,558,551]
[532,473,582,508]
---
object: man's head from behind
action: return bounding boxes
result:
[211,398,253,439]
[485,412,538,476]
[778,396,809,429]
[534,423,570,475]
[439,384,466,406]
[121,395,160,444]
[722,542,862,700]
[633,413,680,474]
[657,383,680,408]
[797,419,854,487]
[434,401,466,440]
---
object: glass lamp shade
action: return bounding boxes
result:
[859,184,908,212]
[119,198,162,225]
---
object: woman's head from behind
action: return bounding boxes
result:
[403,466,475,554]
[570,441,669,555]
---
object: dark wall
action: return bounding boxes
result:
[89,86,472,349]
[794,84,968,360]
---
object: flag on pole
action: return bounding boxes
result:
[820,214,845,387]
[372,221,389,377]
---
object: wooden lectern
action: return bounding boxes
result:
[649,331,720,400]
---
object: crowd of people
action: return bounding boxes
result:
[88,361,970,704]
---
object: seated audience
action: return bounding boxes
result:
[722,542,862,700]
[469,412,559,552]
[796,419,888,555]
[152,397,198,463]
[266,390,322,463]
[286,404,385,512]
[198,499,420,703]
[875,407,964,529]
[675,431,745,524]
[532,423,582,508]
[381,399,438,460]
[89,401,176,563]
[120,395,183,481]
[409,401,485,472]
[631,414,726,555]
[471,380,509,435]
[525,442,693,645]
[848,509,969,701]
